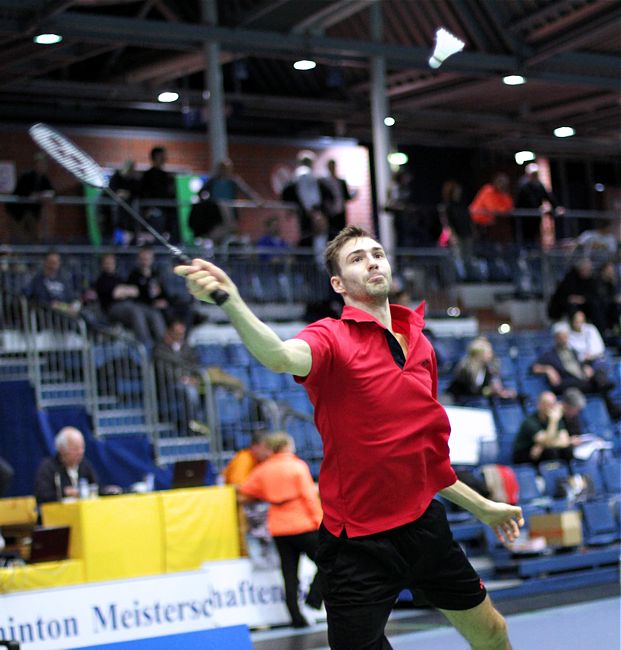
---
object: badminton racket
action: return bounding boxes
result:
[28,122,229,305]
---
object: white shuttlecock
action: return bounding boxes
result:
[429,28,465,69]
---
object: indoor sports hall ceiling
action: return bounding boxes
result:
[0,0,619,155]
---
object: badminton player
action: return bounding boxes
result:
[176,225,523,650]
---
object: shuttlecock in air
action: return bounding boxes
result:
[429,28,465,69]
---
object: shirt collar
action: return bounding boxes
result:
[341,302,425,332]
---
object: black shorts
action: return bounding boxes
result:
[316,499,487,612]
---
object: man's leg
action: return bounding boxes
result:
[273,536,306,627]
[439,595,511,650]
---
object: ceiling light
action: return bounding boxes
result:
[33,33,62,45]
[293,60,316,71]
[384,116,396,127]
[594,183,605,192]
[503,74,526,86]
[554,126,575,138]
[498,323,511,334]
[387,152,408,166]
[158,91,179,103]
[514,151,535,165]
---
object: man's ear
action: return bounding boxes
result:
[330,275,345,295]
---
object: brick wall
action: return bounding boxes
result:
[0,126,372,244]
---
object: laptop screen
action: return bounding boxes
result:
[29,526,70,564]
[171,460,208,489]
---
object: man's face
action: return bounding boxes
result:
[538,392,557,418]
[251,442,272,463]
[138,250,153,270]
[332,236,392,303]
[101,255,116,274]
[555,331,569,348]
[59,433,85,469]
[169,322,186,344]
[43,253,61,276]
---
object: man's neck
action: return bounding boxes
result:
[346,298,392,330]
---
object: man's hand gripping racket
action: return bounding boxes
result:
[174,259,237,306]
[28,122,229,306]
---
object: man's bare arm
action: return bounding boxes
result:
[175,259,312,376]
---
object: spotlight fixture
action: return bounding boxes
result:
[553,126,575,138]
[293,60,316,71]
[514,151,536,165]
[158,91,179,103]
[498,323,512,334]
[387,152,408,166]
[384,117,396,127]
[34,33,62,45]
[503,75,526,86]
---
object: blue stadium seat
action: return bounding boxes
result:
[249,365,285,394]
[601,460,621,494]
[570,457,605,497]
[513,465,546,504]
[226,343,252,367]
[538,461,569,499]
[580,500,620,545]
[194,344,228,367]
[582,397,613,436]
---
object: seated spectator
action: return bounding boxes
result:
[560,387,587,437]
[573,219,618,262]
[126,247,170,323]
[448,337,517,403]
[547,257,606,334]
[512,392,575,466]
[568,310,606,366]
[154,321,244,426]
[256,217,291,263]
[23,250,81,317]
[94,253,165,346]
[240,432,323,628]
[34,427,98,504]
[532,322,620,419]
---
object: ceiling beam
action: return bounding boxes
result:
[291,0,376,34]
[527,93,618,121]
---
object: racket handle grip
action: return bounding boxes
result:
[173,252,229,306]
[210,288,230,306]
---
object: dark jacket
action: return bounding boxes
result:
[24,271,76,305]
[34,454,98,504]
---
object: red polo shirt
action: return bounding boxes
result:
[294,303,456,537]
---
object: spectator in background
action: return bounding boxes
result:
[240,432,323,628]
[573,219,618,263]
[560,387,587,437]
[596,261,621,335]
[139,146,178,243]
[127,247,169,321]
[568,310,606,366]
[532,322,620,419]
[100,160,140,244]
[547,257,605,334]
[94,253,165,346]
[34,427,98,504]
[469,173,513,240]
[386,169,420,247]
[512,391,575,466]
[256,217,291,263]
[23,250,81,317]
[7,152,54,243]
[223,431,273,558]
[320,159,355,239]
[282,151,329,239]
[514,163,562,245]
[439,180,474,278]
[195,158,261,245]
[448,336,517,404]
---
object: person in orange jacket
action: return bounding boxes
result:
[469,173,514,238]
[240,432,323,628]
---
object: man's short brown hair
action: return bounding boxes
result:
[324,225,375,276]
